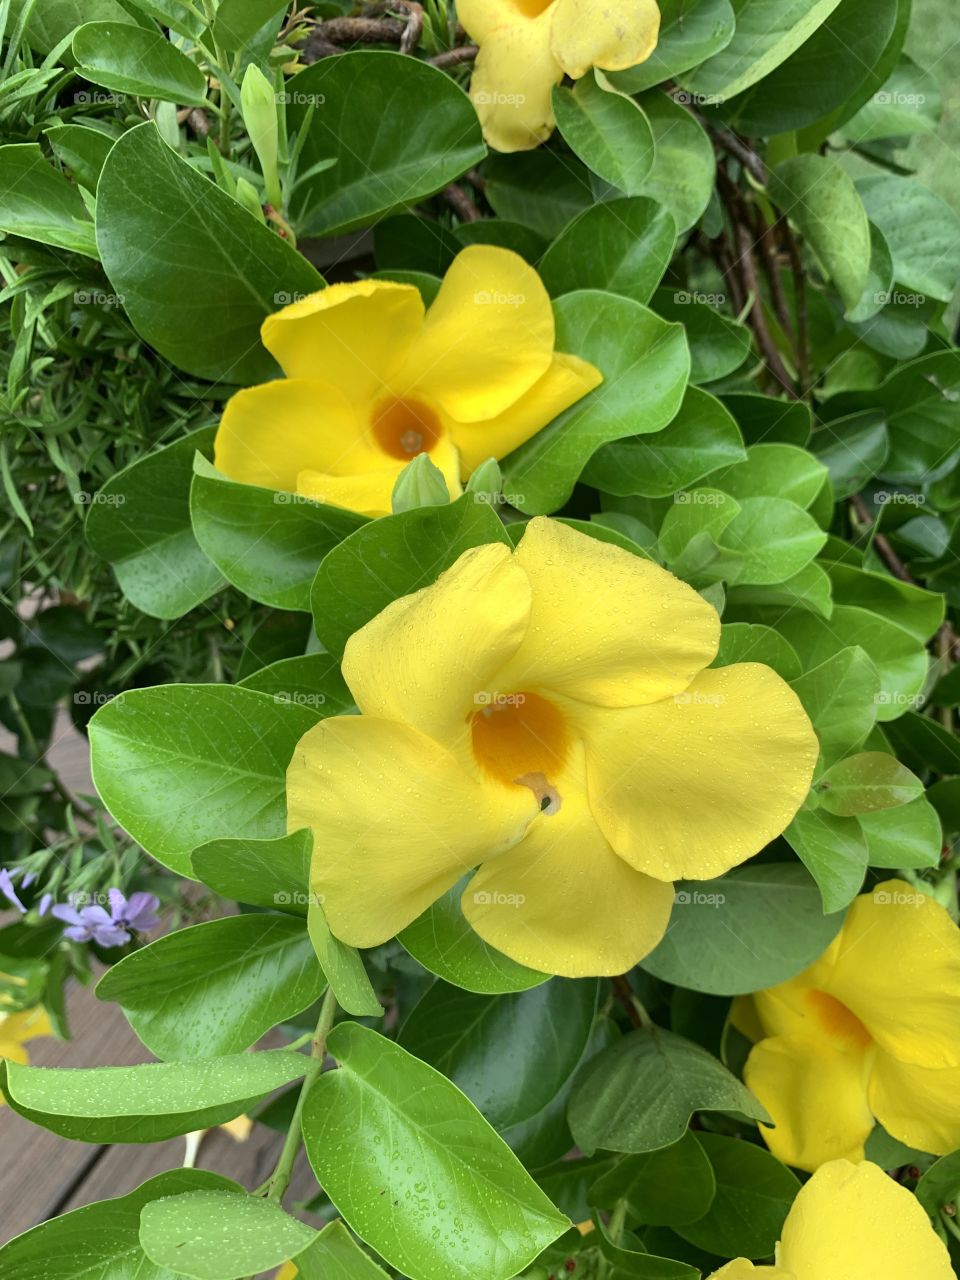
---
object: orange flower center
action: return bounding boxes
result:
[470,692,569,807]
[510,0,554,14]
[807,990,873,1048]
[372,396,442,460]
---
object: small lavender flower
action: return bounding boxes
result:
[111,890,161,933]
[51,902,130,947]
[0,869,26,914]
[38,893,53,918]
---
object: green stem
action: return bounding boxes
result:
[265,987,338,1203]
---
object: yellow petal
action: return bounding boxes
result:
[463,746,674,977]
[0,1006,53,1043]
[298,434,463,517]
[583,664,818,882]
[730,994,766,1044]
[868,1051,960,1156]
[823,882,960,1069]
[709,1264,794,1280]
[220,1115,253,1141]
[496,517,721,707]
[456,0,525,42]
[779,1158,954,1279]
[0,1036,29,1066]
[452,352,603,474]
[467,13,563,152]
[402,247,556,421]
[342,543,532,743]
[745,1034,874,1173]
[288,715,535,947]
[274,1265,298,1280]
[215,379,374,493]
[261,280,424,399]
[551,0,661,78]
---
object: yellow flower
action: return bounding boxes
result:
[274,1266,297,1280]
[458,0,661,152]
[214,246,601,517]
[708,1159,953,1280]
[0,1005,53,1103]
[736,881,960,1172]
[286,519,817,978]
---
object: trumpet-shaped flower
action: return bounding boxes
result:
[708,1159,952,1280]
[735,881,960,1172]
[458,0,661,152]
[214,246,601,517]
[0,1005,53,1104]
[287,519,817,978]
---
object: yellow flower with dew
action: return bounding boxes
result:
[0,1005,53,1104]
[287,519,817,978]
[214,246,601,517]
[708,1158,952,1279]
[735,880,960,1172]
[458,0,661,152]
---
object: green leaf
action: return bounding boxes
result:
[859,796,942,870]
[286,52,485,237]
[0,1170,241,1280]
[825,564,943,644]
[539,197,677,307]
[0,1050,308,1142]
[709,443,829,509]
[846,221,897,324]
[89,685,319,876]
[609,0,736,93]
[769,155,871,314]
[568,1028,770,1155]
[311,493,509,657]
[814,751,924,816]
[96,915,326,1060]
[810,411,888,499]
[213,0,288,51]
[632,92,715,232]
[72,22,209,106]
[485,151,593,240]
[0,144,97,258]
[652,288,752,384]
[96,122,323,383]
[192,830,313,914]
[721,496,828,585]
[682,0,845,100]
[713,622,802,681]
[675,1133,799,1259]
[857,174,960,303]
[238,653,355,716]
[190,458,366,612]
[587,1131,717,1226]
[301,1023,570,1280]
[552,71,656,194]
[845,55,943,142]
[502,291,690,514]
[288,1221,390,1279]
[398,878,548,995]
[642,863,843,995]
[140,1190,315,1279]
[9,0,135,53]
[45,124,114,194]
[399,979,597,1132]
[308,900,382,1019]
[722,392,812,447]
[585,387,745,499]
[790,647,881,761]
[85,427,225,620]
[659,488,742,582]
[917,1150,960,1221]
[784,806,869,912]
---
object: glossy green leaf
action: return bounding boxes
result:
[308,900,382,1018]
[652,288,752,384]
[45,124,114,194]
[552,71,655,194]
[857,174,960,303]
[568,1028,770,1155]
[96,915,326,1059]
[89,685,319,876]
[539,197,677,306]
[0,144,97,257]
[610,0,736,93]
[810,411,888,499]
[713,622,802,681]
[286,52,485,237]
[96,122,323,383]
[0,1050,308,1142]
[722,392,812,447]
[789,646,880,764]
[633,92,715,232]
[784,806,869,912]
[192,830,314,915]
[72,23,209,106]
[814,751,924,816]
[287,1220,391,1279]
[845,55,943,142]
[140,1190,315,1279]
[825,564,943,644]
[484,150,593,240]
[860,795,942,870]
[9,0,135,53]
[191,458,366,612]
[311,493,510,657]
[238,653,355,716]
[721,496,827,585]
[302,1023,570,1280]
[587,1131,717,1226]
[709,443,829,509]
[643,864,843,995]
[502,291,690,514]
[85,427,225,620]
[213,0,288,51]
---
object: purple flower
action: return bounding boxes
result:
[38,893,53,917]
[0,869,26,914]
[111,890,161,933]
[51,902,130,948]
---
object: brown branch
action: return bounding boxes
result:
[710,125,768,185]
[441,182,481,222]
[430,45,479,68]
[851,495,914,583]
[784,222,811,397]
[611,976,645,1030]
[310,16,405,44]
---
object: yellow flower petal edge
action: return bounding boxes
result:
[743,880,960,1171]
[458,0,661,152]
[0,1006,53,1105]
[287,518,817,977]
[214,246,600,516]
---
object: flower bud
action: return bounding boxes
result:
[391,453,450,513]
[240,64,282,210]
